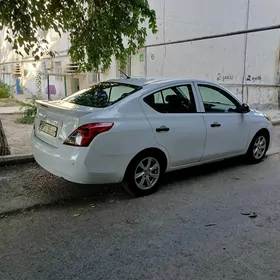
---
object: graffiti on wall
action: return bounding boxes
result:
[246,75,262,82]
[216,73,235,82]
[216,73,262,83]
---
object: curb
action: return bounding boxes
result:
[0,154,34,167]
[272,120,280,126]
[0,112,22,115]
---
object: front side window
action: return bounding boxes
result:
[198,84,239,113]
[63,82,141,108]
[144,85,196,113]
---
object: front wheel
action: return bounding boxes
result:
[246,132,268,164]
[122,155,163,197]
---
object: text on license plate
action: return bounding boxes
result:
[39,121,58,137]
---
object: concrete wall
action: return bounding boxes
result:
[1,0,280,108]
[133,0,280,110]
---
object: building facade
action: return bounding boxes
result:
[1,0,280,110]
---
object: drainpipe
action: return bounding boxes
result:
[47,74,50,101]
[144,47,148,76]
[9,74,12,96]
[241,0,250,103]
[64,75,67,97]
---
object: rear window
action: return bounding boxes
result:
[63,82,142,108]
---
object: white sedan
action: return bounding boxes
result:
[31,77,274,196]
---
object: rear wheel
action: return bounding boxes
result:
[246,131,268,164]
[122,154,163,197]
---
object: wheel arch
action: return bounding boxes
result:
[254,128,270,144]
[124,147,169,180]
[247,127,270,154]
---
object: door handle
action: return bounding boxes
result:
[210,122,221,128]
[156,126,170,132]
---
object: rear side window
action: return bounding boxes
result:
[63,82,142,108]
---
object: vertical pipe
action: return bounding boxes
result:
[8,75,10,95]
[64,75,67,97]
[144,47,148,76]
[47,74,50,100]
[242,0,250,103]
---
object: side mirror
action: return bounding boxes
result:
[237,103,250,113]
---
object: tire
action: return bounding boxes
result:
[246,131,269,164]
[122,154,164,197]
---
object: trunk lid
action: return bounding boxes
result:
[34,100,103,147]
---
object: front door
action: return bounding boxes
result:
[196,83,250,160]
[141,84,207,167]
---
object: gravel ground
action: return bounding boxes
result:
[0,162,123,214]
[1,153,280,279]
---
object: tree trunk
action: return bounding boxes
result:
[0,119,11,156]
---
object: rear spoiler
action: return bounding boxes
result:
[35,100,103,118]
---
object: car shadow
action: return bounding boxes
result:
[49,156,250,207]
[162,156,247,186]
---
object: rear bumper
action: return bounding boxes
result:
[31,132,129,184]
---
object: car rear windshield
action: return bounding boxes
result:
[63,82,142,108]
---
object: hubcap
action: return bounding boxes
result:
[253,136,267,160]
[134,157,160,190]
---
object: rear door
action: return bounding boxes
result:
[141,83,207,167]
[195,82,250,160]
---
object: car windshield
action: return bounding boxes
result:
[63,82,142,108]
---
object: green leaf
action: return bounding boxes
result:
[0,0,157,71]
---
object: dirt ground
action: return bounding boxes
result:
[0,114,32,155]
[0,98,20,107]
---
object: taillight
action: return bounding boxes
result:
[63,122,114,147]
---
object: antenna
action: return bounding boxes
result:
[118,69,130,79]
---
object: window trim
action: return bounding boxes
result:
[142,83,198,114]
[196,83,242,114]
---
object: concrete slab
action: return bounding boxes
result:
[0,106,21,114]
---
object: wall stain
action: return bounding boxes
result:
[274,42,280,84]
[276,42,280,108]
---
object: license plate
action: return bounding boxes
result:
[39,121,58,137]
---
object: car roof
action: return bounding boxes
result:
[107,77,207,87]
